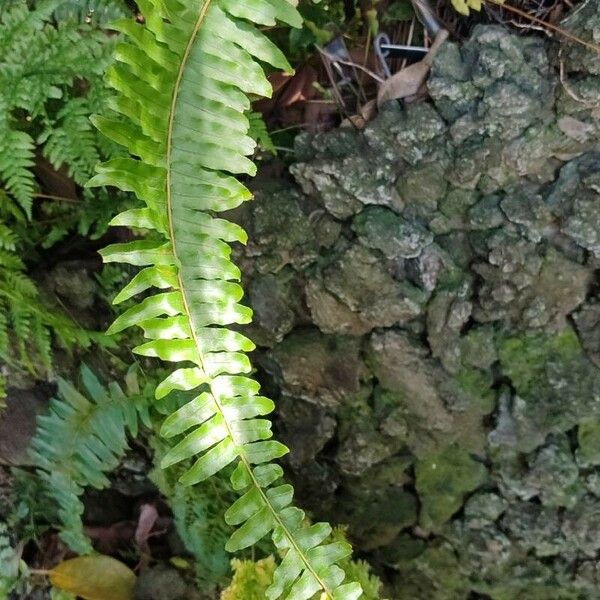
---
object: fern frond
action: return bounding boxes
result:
[89,2,362,598]
[0,127,36,218]
[0,222,18,251]
[41,98,101,185]
[0,261,105,375]
[150,441,234,590]
[53,0,130,25]
[220,529,383,600]
[0,0,61,61]
[29,365,147,554]
[0,0,112,117]
[0,1,120,375]
[248,111,277,155]
[0,248,24,270]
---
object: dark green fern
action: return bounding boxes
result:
[0,129,35,219]
[247,111,277,155]
[150,440,235,591]
[0,241,100,374]
[89,1,362,597]
[29,365,150,554]
[0,0,127,375]
[53,0,130,25]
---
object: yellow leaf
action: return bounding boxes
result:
[451,0,471,15]
[452,0,501,15]
[49,555,136,600]
[169,556,191,570]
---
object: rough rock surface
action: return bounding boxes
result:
[237,9,600,599]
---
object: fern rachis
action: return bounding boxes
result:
[89,1,361,598]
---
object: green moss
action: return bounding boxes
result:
[497,328,600,451]
[577,418,600,467]
[473,560,583,600]
[460,326,498,370]
[455,367,496,414]
[415,444,488,530]
[393,542,470,599]
[220,557,276,600]
[499,328,582,398]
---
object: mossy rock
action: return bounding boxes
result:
[415,445,488,530]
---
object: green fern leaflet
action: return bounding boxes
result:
[88,1,362,598]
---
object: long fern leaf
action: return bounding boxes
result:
[88,2,361,598]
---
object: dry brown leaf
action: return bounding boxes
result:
[134,504,159,550]
[49,555,136,600]
[377,30,449,107]
[277,65,318,108]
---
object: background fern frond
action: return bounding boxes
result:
[0,260,106,375]
[247,111,277,155]
[90,1,362,598]
[0,248,24,271]
[0,222,18,251]
[0,127,36,218]
[151,440,235,591]
[29,365,149,554]
[0,0,127,375]
[53,0,130,25]
[41,99,101,186]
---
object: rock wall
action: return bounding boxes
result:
[235,5,600,598]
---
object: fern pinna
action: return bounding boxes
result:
[88,1,362,598]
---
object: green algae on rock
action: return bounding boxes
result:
[498,329,600,452]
